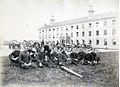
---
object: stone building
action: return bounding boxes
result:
[38,6,118,49]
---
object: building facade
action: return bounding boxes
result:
[38,11,119,49]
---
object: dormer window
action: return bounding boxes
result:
[71,26,73,29]
[89,23,92,28]
[82,24,84,29]
[96,22,99,27]
[76,25,79,29]
[112,20,116,25]
[103,21,107,26]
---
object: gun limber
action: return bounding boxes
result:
[60,66,83,78]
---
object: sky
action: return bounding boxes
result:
[0,0,119,41]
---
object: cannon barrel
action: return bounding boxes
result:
[60,66,83,78]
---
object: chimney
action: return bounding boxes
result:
[88,5,95,16]
[44,22,47,27]
[50,16,55,25]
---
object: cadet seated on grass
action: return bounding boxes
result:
[41,52,51,68]
[50,50,59,65]
[82,51,100,65]
[9,46,21,67]
[70,52,79,65]
[83,53,94,65]
[90,51,100,64]
[28,45,41,62]
[44,43,51,54]
[77,51,86,61]
[36,50,44,68]
[18,47,36,69]
[58,50,68,66]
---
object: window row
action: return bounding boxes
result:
[40,29,116,39]
[76,39,117,45]
[96,39,117,45]
[74,29,115,37]
[39,36,117,46]
[40,19,116,33]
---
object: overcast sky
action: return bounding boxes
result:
[0,0,118,41]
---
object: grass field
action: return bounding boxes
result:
[1,51,119,87]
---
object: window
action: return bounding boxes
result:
[57,34,59,38]
[71,40,73,44]
[42,30,44,32]
[112,29,116,35]
[82,24,84,29]
[76,32,79,37]
[82,40,85,44]
[66,33,68,36]
[49,29,51,31]
[45,35,47,39]
[89,40,92,44]
[112,20,116,25]
[71,33,73,37]
[57,28,59,31]
[96,22,99,27]
[104,39,107,45]
[96,39,99,45]
[76,25,79,29]
[71,26,73,29]
[53,28,55,31]
[113,41,116,45]
[89,31,91,36]
[40,32,41,34]
[46,29,47,32]
[104,30,107,35]
[82,31,85,36]
[76,40,79,43]
[66,26,68,31]
[89,23,92,28]
[103,21,107,26]
[96,30,99,36]
[66,27,68,31]
[112,39,116,45]
[53,34,55,38]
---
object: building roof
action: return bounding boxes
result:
[39,12,118,30]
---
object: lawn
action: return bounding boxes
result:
[1,51,119,87]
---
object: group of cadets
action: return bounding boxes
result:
[9,41,100,69]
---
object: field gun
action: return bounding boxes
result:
[60,66,83,78]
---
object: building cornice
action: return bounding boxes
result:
[38,12,118,30]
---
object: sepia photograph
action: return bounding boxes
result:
[0,0,119,87]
